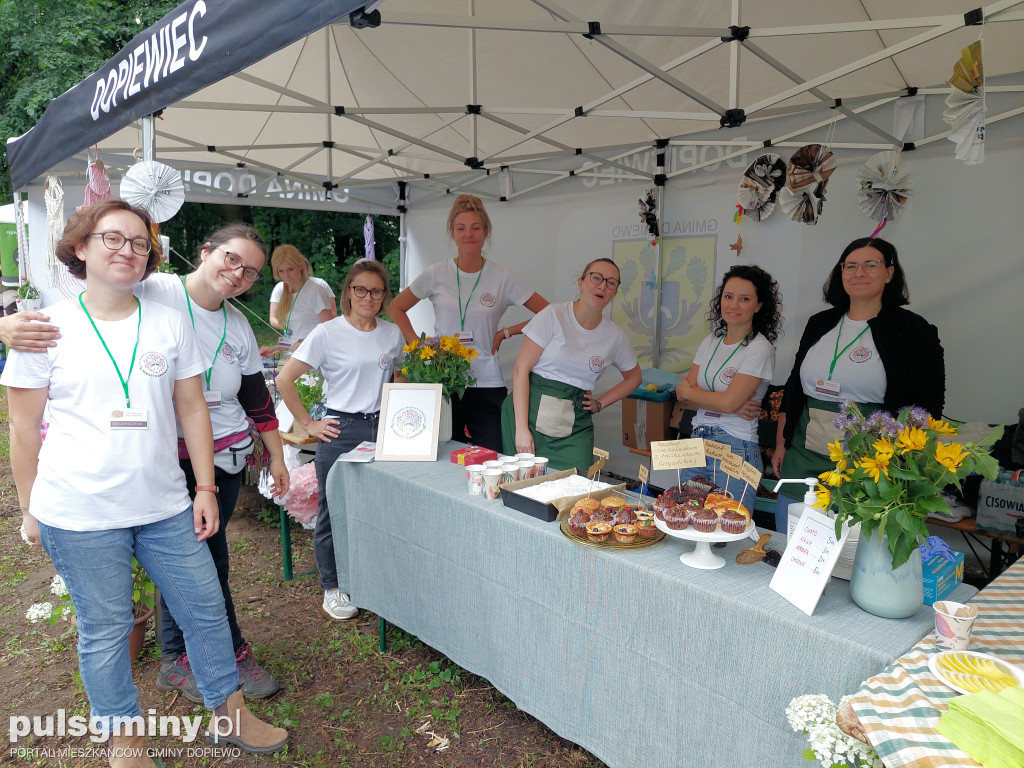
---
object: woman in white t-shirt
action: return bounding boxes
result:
[276,260,404,623]
[502,258,641,472]
[390,195,548,452]
[268,244,336,346]
[2,200,287,757]
[674,265,782,510]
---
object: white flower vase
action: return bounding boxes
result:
[438,397,453,443]
[849,526,923,619]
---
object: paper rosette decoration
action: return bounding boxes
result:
[736,153,786,222]
[855,150,913,223]
[120,160,185,222]
[943,40,985,165]
[779,144,837,225]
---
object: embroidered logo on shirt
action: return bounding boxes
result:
[379,354,392,370]
[220,343,238,365]
[479,293,495,307]
[139,352,169,377]
[589,355,606,373]
[849,346,873,363]
[720,367,737,385]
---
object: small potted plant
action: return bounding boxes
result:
[15,279,41,312]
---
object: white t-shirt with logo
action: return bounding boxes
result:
[800,316,886,403]
[136,273,263,440]
[690,332,776,441]
[0,298,205,530]
[524,302,637,391]
[408,260,533,388]
[270,276,335,341]
[292,315,404,414]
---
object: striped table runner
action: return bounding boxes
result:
[850,559,1024,768]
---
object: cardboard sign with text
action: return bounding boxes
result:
[720,451,743,479]
[651,439,706,471]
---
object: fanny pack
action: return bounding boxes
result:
[178,429,256,475]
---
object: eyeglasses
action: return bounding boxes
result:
[217,248,262,283]
[88,231,152,256]
[351,285,385,299]
[584,271,621,290]
[841,259,884,275]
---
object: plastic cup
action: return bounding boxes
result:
[482,460,504,469]
[497,455,515,463]
[934,600,978,651]
[533,457,550,476]
[514,452,535,461]
[466,464,485,495]
[501,462,520,482]
[516,459,535,479]
[482,468,504,500]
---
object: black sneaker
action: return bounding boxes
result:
[235,642,281,700]
[156,653,204,704]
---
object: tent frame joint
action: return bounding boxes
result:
[722,25,751,42]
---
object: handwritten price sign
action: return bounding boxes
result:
[650,439,706,471]
[769,506,849,616]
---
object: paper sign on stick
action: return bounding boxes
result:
[720,451,743,478]
[587,459,604,479]
[740,460,762,491]
[770,506,849,615]
[593,447,610,460]
[703,440,729,460]
[638,465,649,485]
[650,439,706,471]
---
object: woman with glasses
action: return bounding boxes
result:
[390,194,548,452]
[2,200,288,759]
[674,265,782,511]
[276,259,403,622]
[502,258,642,472]
[0,220,291,704]
[268,244,336,348]
[771,237,944,531]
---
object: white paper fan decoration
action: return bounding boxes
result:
[779,144,837,225]
[856,150,912,223]
[737,153,786,222]
[943,40,985,165]
[120,160,184,222]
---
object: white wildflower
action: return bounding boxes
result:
[786,694,836,733]
[788,694,882,768]
[26,602,54,623]
[50,574,69,597]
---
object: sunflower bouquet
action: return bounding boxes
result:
[813,402,998,569]
[400,334,479,402]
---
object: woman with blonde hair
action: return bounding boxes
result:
[390,194,548,451]
[268,244,336,346]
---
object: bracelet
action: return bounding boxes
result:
[195,485,219,494]
[593,399,603,413]
[502,327,511,340]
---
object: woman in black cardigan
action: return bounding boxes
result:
[771,237,944,531]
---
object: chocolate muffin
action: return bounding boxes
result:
[721,510,747,534]
[568,511,590,537]
[691,508,719,533]
[663,505,690,530]
[612,508,638,526]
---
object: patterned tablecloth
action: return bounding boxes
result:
[851,559,1024,768]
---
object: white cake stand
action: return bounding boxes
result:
[653,516,754,570]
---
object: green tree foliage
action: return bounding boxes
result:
[0,0,179,202]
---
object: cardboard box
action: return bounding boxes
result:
[622,397,674,450]
[500,469,626,522]
[922,551,965,605]
[976,474,1024,535]
[450,445,498,466]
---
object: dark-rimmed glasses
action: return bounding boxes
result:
[584,271,621,290]
[87,231,152,256]
[351,285,385,299]
[217,248,262,283]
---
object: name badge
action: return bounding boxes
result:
[277,335,293,350]
[814,378,841,396]
[204,389,223,408]
[704,411,722,419]
[456,331,474,344]
[111,408,149,430]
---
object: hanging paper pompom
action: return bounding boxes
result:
[943,40,985,165]
[779,144,837,225]
[120,160,185,223]
[737,153,786,222]
[637,188,659,243]
[855,150,913,223]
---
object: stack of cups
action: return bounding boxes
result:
[466,464,485,495]
[533,456,549,477]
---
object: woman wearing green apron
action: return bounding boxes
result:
[772,237,944,532]
[501,258,641,471]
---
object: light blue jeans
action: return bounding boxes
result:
[679,425,762,511]
[39,508,239,731]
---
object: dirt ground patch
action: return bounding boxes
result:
[0,427,603,767]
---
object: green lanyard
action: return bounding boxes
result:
[455,258,483,331]
[79,292,141,409]
[829,315,870,380]
[182,276,227,391]
[284,279,307,335]
[703,334,746,392]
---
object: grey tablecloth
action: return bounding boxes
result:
[326,445,975,768]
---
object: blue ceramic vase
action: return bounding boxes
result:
[849,527,923,619]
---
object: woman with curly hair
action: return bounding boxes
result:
[674,264,782,510]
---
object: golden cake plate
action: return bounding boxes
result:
[559,519,665,549]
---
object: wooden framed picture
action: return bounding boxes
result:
[374,383,443,462]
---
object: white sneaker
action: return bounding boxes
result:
[322,588,359,620]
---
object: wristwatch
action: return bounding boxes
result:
[502,327,511,340]
[593,399,603,413]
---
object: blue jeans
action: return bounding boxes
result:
[39,509,239,729]
[679,425,762,511]
[160,463,245,658]
[313,412,378,591]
